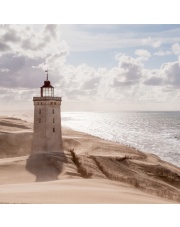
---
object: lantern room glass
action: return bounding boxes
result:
[42,87,54,97]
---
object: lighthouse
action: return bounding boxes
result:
[32,70,63,153]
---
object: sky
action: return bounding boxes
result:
[1,24,180,111]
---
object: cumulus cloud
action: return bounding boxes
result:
[0,24,68,58]
[0,53,44,88]
[0,24,70,92]
[59,64,100,101]
[0,41,11,51]
[44,24,58,39]
[2,28,21,43]
[172,43,180,55]
[107,54,144,89]
[144,76,163,86]
[1,25,180,111]
[161,61,180,86]
[144,60,180,88]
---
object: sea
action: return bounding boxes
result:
[1,110,180,167]
[62,111,180,167]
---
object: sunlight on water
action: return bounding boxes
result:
[62,111,180,167]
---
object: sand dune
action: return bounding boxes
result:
[0,178,173,204]
[0,117,32,132]
[0,116,179,203]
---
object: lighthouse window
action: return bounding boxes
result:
[39,118,41,123]
[53,127,55,133]
[53,118,55,123]
[38,102,39,105]
[52,109,54,114]
[54,102,56,105]
[39,109,41,114]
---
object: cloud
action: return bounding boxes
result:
[135,49,151,58]
[44,24,58,39]
[2,28,21,43]
[112,54,144,87]
[0,68,9,72]
[58,63,100,100]
[0,25,70,92]
[161,61,180,86]
[0,41,11,51]
[82,77,101,90]
[142,36,162,48]
[0,53,44,88]
[0,87,37,109]
[144,76,162,86]
[154,50,172,56]
[60,25,143,52]
[144,60,180,87]
[172,43,180,55]
[135,49,151,61]
[1,25,180,111]
[0,25,68,58]
[58,25,180,54]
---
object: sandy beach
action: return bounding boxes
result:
[0,116,179,204]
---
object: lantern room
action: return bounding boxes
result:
[40,69,54,97]
[41,80,54,97]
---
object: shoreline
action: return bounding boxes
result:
[62,125,180,168]
[0,116,179,203]
[62,125,180,169]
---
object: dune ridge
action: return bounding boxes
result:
[68,148,180,202]
[0,116,179,204]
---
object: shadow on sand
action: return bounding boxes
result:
[26,152,67,182]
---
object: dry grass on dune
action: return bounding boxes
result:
[69,149,106,179]
[69,148,180,203]
[92,156,180,202]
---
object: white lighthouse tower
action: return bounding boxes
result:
[32,70,63,153]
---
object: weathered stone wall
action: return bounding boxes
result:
[32,98,63,153]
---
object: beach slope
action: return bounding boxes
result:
[0,117,179,203]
